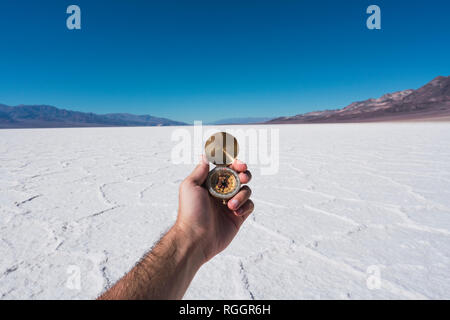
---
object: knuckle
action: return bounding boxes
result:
[242,185,252,196]
[179,178,190,190]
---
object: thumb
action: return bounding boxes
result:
[188,155,210,185]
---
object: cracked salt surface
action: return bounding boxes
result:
[0,123,450,299]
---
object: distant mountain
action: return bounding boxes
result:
[0,104,186,128]
[267,76,450,124]
[210,117,273,125]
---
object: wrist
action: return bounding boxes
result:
[170,223,208,267]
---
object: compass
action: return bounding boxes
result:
[204,132,241,202]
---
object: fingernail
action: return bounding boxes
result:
[229,199,239,210]
[236,207,244,215]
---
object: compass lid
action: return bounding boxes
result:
[204,132,239,166]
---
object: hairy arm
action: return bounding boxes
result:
[98,157,253,300]
[98,225,205,300]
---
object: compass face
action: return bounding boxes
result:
[206,167,241,200]
[204,132,239,166]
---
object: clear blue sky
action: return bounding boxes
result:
[0,0,449,123]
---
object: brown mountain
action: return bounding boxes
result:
[267,76,450,124]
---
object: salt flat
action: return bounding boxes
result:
[1,123,450,299]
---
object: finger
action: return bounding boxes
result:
[234,199,255,218]
[229,159,247,173]
[187,155,209,185]
[238,170,252,184]
[227,186,252,211]
[237,203,255,225]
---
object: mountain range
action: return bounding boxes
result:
[1,76,449,128]
[0,104,186,128]
[267,76,450,124]
[210,117,273,125]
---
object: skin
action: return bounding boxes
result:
[98,156,254,300]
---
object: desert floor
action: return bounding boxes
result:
[1,123,449,299]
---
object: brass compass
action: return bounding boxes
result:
[204,132,240,203]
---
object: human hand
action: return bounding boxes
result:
[99,156,252,300]
[175,155,254,263]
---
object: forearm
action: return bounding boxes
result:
[98,224,205,300]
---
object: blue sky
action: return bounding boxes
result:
[0,0,449,123]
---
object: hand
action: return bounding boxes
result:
[176,155,254,263]
[99,155,253,300]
